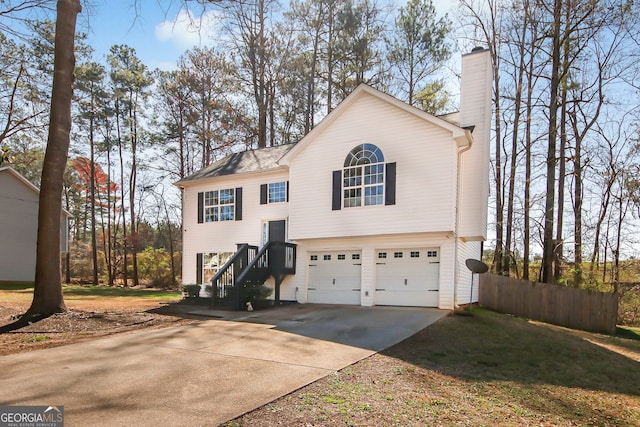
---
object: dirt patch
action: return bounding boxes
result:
[0,299,201,356]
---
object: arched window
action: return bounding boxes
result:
[343,144,385,207]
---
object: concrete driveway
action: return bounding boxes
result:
[0,304,447,426]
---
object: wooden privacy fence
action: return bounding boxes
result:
[479,274,618,334]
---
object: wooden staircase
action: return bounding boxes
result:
[210,241,297,309]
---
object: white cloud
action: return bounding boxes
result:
[155,9,222,51]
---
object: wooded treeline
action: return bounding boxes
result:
[1,0,639,292]
[1,0,452,287]
[460,0,640,290]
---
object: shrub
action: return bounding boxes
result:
[182,284,202,299]
[68,241,96,282]
[137,247,178,289]
[619,285,640,326]
[204,284,213,297]
[243,284,273,308]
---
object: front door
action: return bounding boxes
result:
[267,220,287,270]
[268,220,286,242]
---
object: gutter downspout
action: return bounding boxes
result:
[178,185,185,287]
[453,130,474,309]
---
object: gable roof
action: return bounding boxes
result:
[0,166,41,194]
[279,84,472,165]
[175,144,295,186]
[0,166,72,218]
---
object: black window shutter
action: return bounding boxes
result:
[385,162,396,205]
[235,187,243,220]
[197,192,204,223]
[196,253,203,284]
[260,184,268,205]
[286,181,290,202]
[332,170,342,210]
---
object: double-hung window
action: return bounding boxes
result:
[196,252,233,284]
[204,189,234,222]
[260,181,288,204]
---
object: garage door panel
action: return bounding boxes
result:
[308,251,361,305]
[306,289,360,305]
[374,290,439,307]
[375,248,439,307]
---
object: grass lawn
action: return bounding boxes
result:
[230,308,640,427]
[0,283,182,308]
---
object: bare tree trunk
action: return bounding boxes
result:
[64,189,71,284]
[492,20,504,276]
[26,0,81,317]
[115,102,128,286]
[542,0,562,284]
[89,103,98,286]
[613,191,626,294]
[304,4,323,134]
[268,79,275,147]
[555,87,566,281]
[554,2,571,283]
[572,112,583,285]
[523,5,537,280]
[129,91,139,287]
[504,7,528,276]
[162,195,177,287]
[326,1,335,114]
[106,133,114,286]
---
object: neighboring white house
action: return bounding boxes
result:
[175,48,492,309]
[0,166,71,283]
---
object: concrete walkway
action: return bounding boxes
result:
[0,304,447,426]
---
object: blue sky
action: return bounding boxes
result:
[81,1,223,69]
[80,0,455,71]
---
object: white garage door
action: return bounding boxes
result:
[308,251,362,305]
[375,248,439,307]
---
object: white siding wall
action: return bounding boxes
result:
[180,169,290,285]
[0,171,38,282]
[288,92,458,241]
[458,49,492,241]
[455,239,482,306]
[437,239,456,309]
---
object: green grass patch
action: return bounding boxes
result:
[21,335,51,343]
[0,282,34,291]
[61,285,181,300]
[1,283,181,300]
[616,326,640,341]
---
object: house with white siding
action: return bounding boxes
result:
[175,48,492,309]
[0,166,71,283]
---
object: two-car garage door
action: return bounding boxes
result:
[307,248,440,307]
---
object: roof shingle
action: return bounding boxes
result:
[175,144,295,185]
